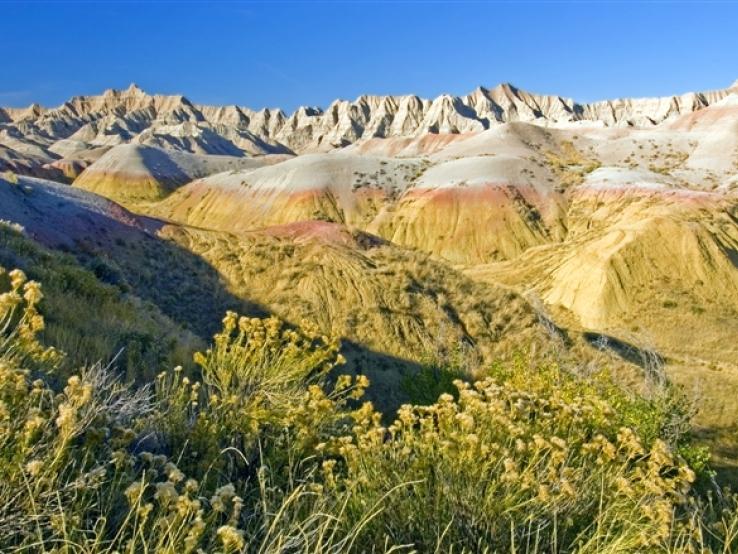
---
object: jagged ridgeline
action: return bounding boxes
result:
[2,81,737,163]
[1,79,738,484]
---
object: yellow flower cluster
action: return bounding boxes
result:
[122,455,212,552]
[0,265,60,367]
[217,524,245,553]
[54,375,94,439]
[194,312,343,406]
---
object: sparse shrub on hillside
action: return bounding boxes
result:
[155,313,350,482]
[487,357,711,478]
[1,269,737,552]
[0,271,365,551]
[1,170,18,185]
[329,378,699,551]
[648,150,690,175]
[544,140,601,190]
[194,312,342,402]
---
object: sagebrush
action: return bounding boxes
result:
[1,265,737,553]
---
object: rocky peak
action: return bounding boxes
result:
[125,83,146,95]
[4,81,738,155]
[101,83,147,99]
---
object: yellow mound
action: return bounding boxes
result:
[74,144,268,203]
[153,153,425,230]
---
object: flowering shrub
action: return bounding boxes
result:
[0,264,736,553]
[325,378,698,551]
[1,170,18,185]
[0,266,61,367]
[194,311,343,402]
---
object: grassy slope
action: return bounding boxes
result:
[1,276,735,552]
[0,225,200,381]
[161,225,583,410]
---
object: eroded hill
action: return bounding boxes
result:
[2,80,738,469]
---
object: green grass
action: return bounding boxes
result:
[0,225,199,381]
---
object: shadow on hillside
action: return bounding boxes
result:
[136,145,197,191]
[341,339,425,414]
[694,425,738,488]
[75,232,428,411]
[0,181,434,412]
[10,210,426,408]
[0,179,249,338]
[583,331,665,370]
[68,228,268,339]
[722,245,738,270]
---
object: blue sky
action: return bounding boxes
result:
[2,1,738,111]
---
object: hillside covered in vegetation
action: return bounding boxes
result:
[1,260,737,553]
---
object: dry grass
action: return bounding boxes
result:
[0,225,199,381]
[543,140,601,190]
[1,267,738,552]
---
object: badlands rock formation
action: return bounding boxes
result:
[74,144,281,202]
[2,79,738,440]
[2,80,737,172]
[154,153,425,230]
[0,171,569,409]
